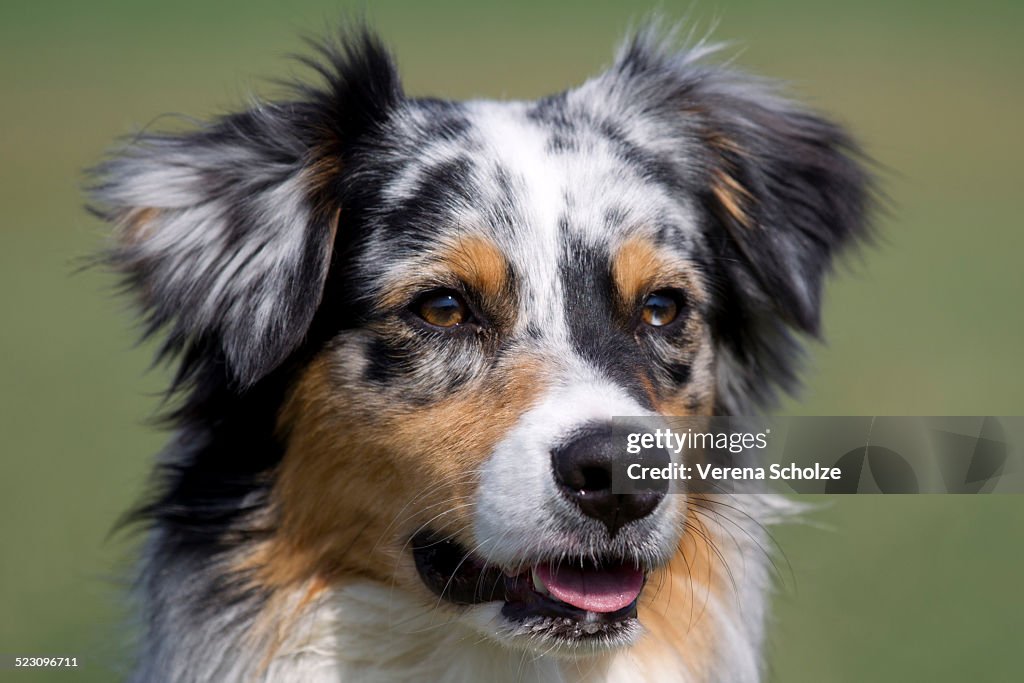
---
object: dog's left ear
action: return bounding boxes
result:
[89,30,402,388]
[602,30,873,406]
[689,79,872,336]
[612,32,872,334]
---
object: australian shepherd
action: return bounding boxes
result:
[91,23,871,683]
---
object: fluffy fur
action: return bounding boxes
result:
[91,24,871,682]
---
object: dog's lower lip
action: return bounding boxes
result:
[411,531,645,629]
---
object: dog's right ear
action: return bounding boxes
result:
[89,30,402,389]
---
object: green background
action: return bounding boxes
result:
[1,0,1021,680]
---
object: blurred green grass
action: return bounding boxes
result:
[1,1,1021,681]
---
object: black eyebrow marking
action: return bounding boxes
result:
[378,155,478,247]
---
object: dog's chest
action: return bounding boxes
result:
[258,582,701,683]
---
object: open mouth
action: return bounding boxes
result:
[412,531,645,641]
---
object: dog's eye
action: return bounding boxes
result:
[640,291,681,327]
[413,290,469,328]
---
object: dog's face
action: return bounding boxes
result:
[94,29,869,657]
[277,94,716,648]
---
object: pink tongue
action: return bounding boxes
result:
[534,564,643,613]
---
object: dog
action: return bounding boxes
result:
[91,23,871,682]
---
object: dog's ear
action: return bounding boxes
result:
[688,78,871,336]
[606,30,873,408]
[89,31,402,388]
[690,71,874,410]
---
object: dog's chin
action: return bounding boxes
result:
[411,531,654,653]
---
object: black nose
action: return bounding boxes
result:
[552,426,667,535]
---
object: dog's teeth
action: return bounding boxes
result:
[531,568,550,596]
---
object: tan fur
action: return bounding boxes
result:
[611,237,709,309]
[303,153,344,197]
[633,498,728,679]
[443,234,511,302]
[117,206,160,245]
[239,350,549,622]
[612,237,669,306]
[378,235,513,322]
[611,237,715,416]
[711,168,754,229]
[701,128,755,230]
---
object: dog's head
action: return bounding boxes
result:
[94,28,870,657]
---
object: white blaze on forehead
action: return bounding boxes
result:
[466,101,570,337]
[464,100,700,338]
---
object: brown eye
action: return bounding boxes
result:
[640,291,680,327]
[414,290,468,328]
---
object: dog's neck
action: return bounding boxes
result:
[132,557,760,683]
